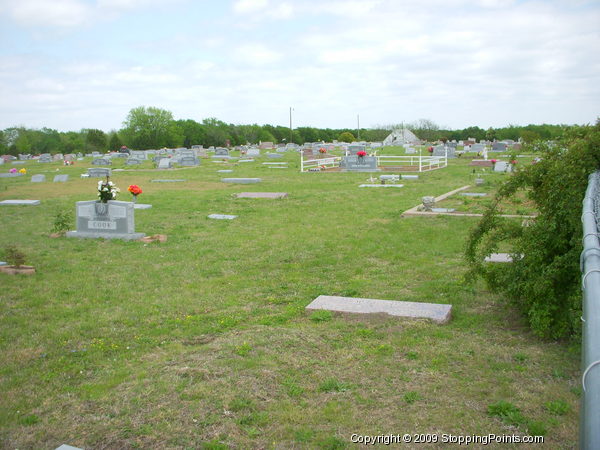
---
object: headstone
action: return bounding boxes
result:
[0,200,40,205]
[402,175,419,180]
[179,156,199,166]
[236,192,287,199]
[130,151,147,160]
[157,158,172,169]
[208,214,237,220]
[87,168,112,178]
[66,200,145,241]
[31,174,46,182]
[215,147,229,156]
[113,153,129,158]
[11,161,26,165]
[196,148,208,157]
[91,158,111,166]
[493,161,512,172]
[380,175,400,183]
[53,153,64,161]
[53,174,69,182]
[126,158,141,165]
[246,148,260,157]
[405,147,416,154]
[306,295,452,324]
[267,153,283,158]
[492,142,507,152]
[39,154,52,163]
[0,172,23,178]
[221,178,261,184]
[133,204,152,210]
[339,155,379,172]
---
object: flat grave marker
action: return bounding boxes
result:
[151,179,186,183]
[208,214,237,220]
[359,184,404,188]
[0,200,40,205]
[31,174,46,182]
[236,192,287,199]
[53,174,69,182]
[460,193,487,197]
[222,178,261,184]
[306,295,452,324]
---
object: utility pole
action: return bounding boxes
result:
[289,107,293,143]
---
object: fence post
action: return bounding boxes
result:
[581,170,600,449]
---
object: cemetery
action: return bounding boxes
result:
[0,146,582,448]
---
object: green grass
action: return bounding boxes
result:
[0,153,579,448]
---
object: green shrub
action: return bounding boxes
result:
[466,121,600,339]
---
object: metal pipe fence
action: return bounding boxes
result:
[580,170,600,449]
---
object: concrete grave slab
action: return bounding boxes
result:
[218,170,234,173]
[0,200,40,205]
[222,178,261,184]
[151,179,186,182]
[402,175,419,180]
[236,192,288,199]
[208,214,237,220]
[484,253,521,263]
[239,159,255,163]
[134,204,152,209]
[460,193,487,197]
[306,295,452,324]
[262,162,287,165]
[431,208,456,213]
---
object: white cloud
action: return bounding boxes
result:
[232,0,269,14]
[3,0,92,27]
[234,44,282,65]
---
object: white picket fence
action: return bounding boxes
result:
[300,154,447,172]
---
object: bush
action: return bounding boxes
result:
[465,121,600,339]
[4,245,26,267]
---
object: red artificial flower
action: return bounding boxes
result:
[511,160,517,165]
[128,184,143,195]
[319,148,327,153]
[491,159,497,163]
[356,150,367,157]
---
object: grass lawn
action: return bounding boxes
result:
[0,153,579,449]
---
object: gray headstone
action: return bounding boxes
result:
[246,149,260,157]
[53,174,69,182]
[267,153,283,158]
[126,158,141,165]
[157,158,172,169]
[306,295,452,324]
[0,200,41,205]
[38,154,52,163]
[493,161,512,172]
[235,192,287,199]
[179,156,199,166]
[87,168,112,178]
[31,174,46,182]
[91,158,111,165]
[402,175,419,180]
[208,214,237,220]
[133,204,152,210]
[215,147,229,156]
[221,178,261,184]
[339,155,379,172]
[0,172,23,178]
[66,200,145,241]
[347,144,366,155]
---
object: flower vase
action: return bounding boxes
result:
[132,195,137,204]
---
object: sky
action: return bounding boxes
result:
[0,0,598,132]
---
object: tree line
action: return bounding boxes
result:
[0,106,577,155]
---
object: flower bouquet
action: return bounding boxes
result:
[128,184,142,203]
[98,179,120,203]
[356,150,367,158]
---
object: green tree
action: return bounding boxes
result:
[485,127,497,141]
[84,129,107,153]
[121,106,182,149]
[408,119,441,142]
[202,118,231,147]
[258,129,276,143]
[175,119,206,148]
[465,121,600,339]
[338,131,355,142]
[107,131,123,151]
[520,130,541,144]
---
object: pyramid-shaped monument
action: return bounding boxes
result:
[383,127,419,146]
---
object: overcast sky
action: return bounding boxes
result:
[0,0,598,132]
